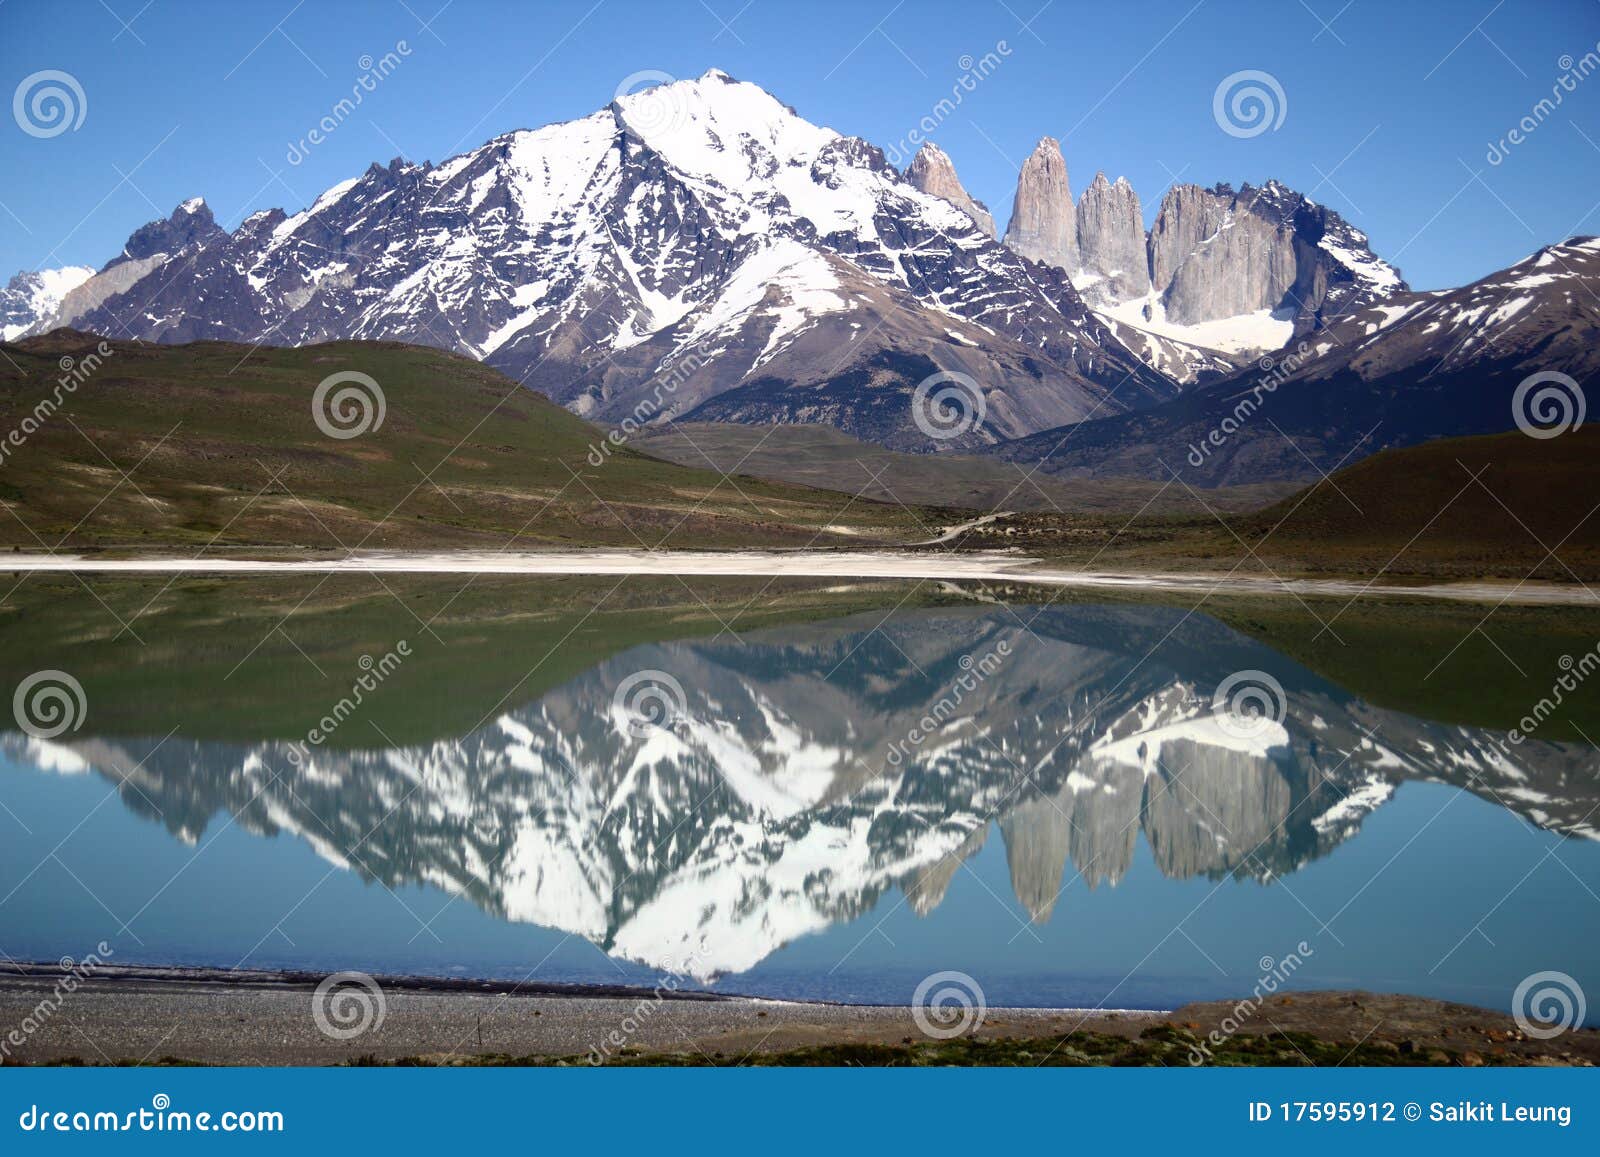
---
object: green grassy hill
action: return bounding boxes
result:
[956,427,1600,583]
[1240,426,1600,581]
[0,332,922,551]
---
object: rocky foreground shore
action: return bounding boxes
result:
[1,968,1594,1067]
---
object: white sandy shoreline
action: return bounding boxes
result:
[1,549,1593,606]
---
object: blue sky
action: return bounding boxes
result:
[2,0,1598,290]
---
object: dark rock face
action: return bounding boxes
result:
[31,72,1172,450]
[990,236,1600,484]
[108,198,225,270]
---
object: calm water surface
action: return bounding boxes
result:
[3,599,1597,1016]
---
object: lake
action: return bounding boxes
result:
[1,575,1596,1019]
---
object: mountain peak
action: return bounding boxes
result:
[1004,135,1077,271]
[610,69,834,176]
[904,141,996,238]
[1075,169,1149,303]
[35,71,1167,442]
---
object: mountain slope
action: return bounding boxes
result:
[35,71,1174,451]
[634,421,1297,514]
[0,331,923,549]
[991,236,1600,485]
[0,266,94,340]
[990,145,1408,380]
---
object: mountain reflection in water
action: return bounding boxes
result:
[5,603,1597,981]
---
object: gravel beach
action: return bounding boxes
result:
[3,966,1595,1066]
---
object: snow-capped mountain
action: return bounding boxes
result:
[0,266,94,340]
[30,71,1174,452]
[7,604,1592,979]
[991,136,1407,383]
[996,234,1600,484]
